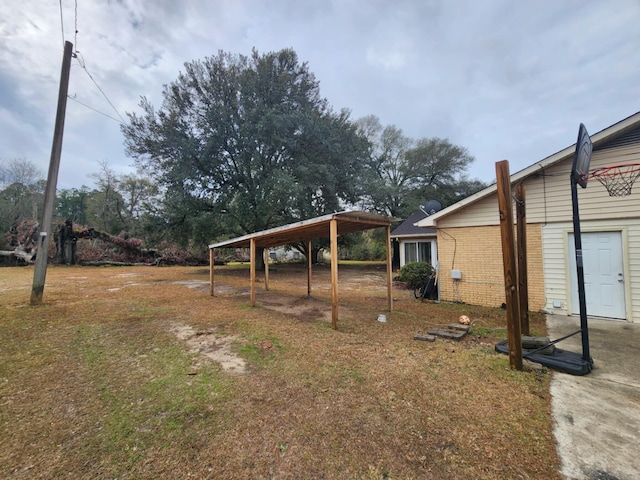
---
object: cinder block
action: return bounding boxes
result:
[414,333,436,342]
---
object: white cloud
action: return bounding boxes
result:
[0,0,639,189]
[365,47,407,70]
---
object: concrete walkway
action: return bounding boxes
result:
[547,315,640,480]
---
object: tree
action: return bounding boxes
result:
[56,186,91,225]
[402,137,485,208]
[355,115,413,218]
[0,158,45,249]
[121,49,370,256]
[86,161,126,235]
[356,116,487,218]
[117,174,158,224]
[0,157,42,189]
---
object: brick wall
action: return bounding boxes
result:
[436,224,544,310]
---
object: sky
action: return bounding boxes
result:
[1,0,639,190]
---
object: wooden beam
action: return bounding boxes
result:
[263,248,270,291]
[515,183,530,336]
[209,248,215,296]
[496,160,523,371]
[307,239,312,297]
[386,225,393,312]
[330,219,339,330]
[250,238,256,307]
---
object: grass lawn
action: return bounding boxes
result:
[0,263,561,479]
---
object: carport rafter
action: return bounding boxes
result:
[208,211,399,330]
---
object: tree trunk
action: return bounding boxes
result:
[311,247,321,264]
[255,246,265,271]
[57,219,76,265]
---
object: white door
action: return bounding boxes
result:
[568,231,625,319]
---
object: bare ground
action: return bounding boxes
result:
[0,263,560,479]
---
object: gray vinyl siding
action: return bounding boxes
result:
[525,144,640,224]
[541,224,570,313]
[436,194,500,228]
[438,143,640,229]
[628,225,640,323]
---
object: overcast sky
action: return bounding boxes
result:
[1,0,639,190]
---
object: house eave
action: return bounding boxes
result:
[391,232,437,240]
[415,111,640,228]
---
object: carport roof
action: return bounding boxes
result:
[208,211,399,249]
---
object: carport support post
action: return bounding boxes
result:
[496,160,523,371]
[307,240,312,297]
[386,225,393,312]
[250,238,256,307]
[209,248,215,296]
[263,248,270,291]
[330,219,339,330]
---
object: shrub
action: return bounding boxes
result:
[396,261,433,289]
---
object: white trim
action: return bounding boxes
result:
[398,238,438,268]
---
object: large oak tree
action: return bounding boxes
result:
[122,49,369,249]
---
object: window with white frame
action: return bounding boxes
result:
[404,241,433,265]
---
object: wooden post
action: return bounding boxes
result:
[330,219,339,330]
[307,239,312,297]
[496,160,523,371]
[250,238,256,307]
[386,225,393,312]
[31,41,73,305]
[209,248,215,296]
[263,248,270,291]
[515,183,530,336]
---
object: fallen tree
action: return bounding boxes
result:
[1,219,211,267]
[0,247,36,264]
[58,220,211,265]
[0,220,39,265]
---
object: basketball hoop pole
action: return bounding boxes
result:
[570,173,592,363]
[570,123,593,366]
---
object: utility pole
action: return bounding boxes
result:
[31,41,73,305]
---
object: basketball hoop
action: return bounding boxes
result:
[588,163,640,197]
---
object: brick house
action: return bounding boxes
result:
[416,112,640,322]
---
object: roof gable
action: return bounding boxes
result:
[416,111,640,228]
[391,210,436,237]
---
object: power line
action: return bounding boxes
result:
[58,0,65,49]
[75,52,126,123]
[67,95,124,124]
[74,0,78,52]
[60,1,127,125]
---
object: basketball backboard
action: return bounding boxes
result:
[571,123,592,188]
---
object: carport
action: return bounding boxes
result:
[208,211,398,330]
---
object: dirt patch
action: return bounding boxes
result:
[169,322,247,374]
[259,293,334,322]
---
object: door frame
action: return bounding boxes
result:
[565,228,631,321]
